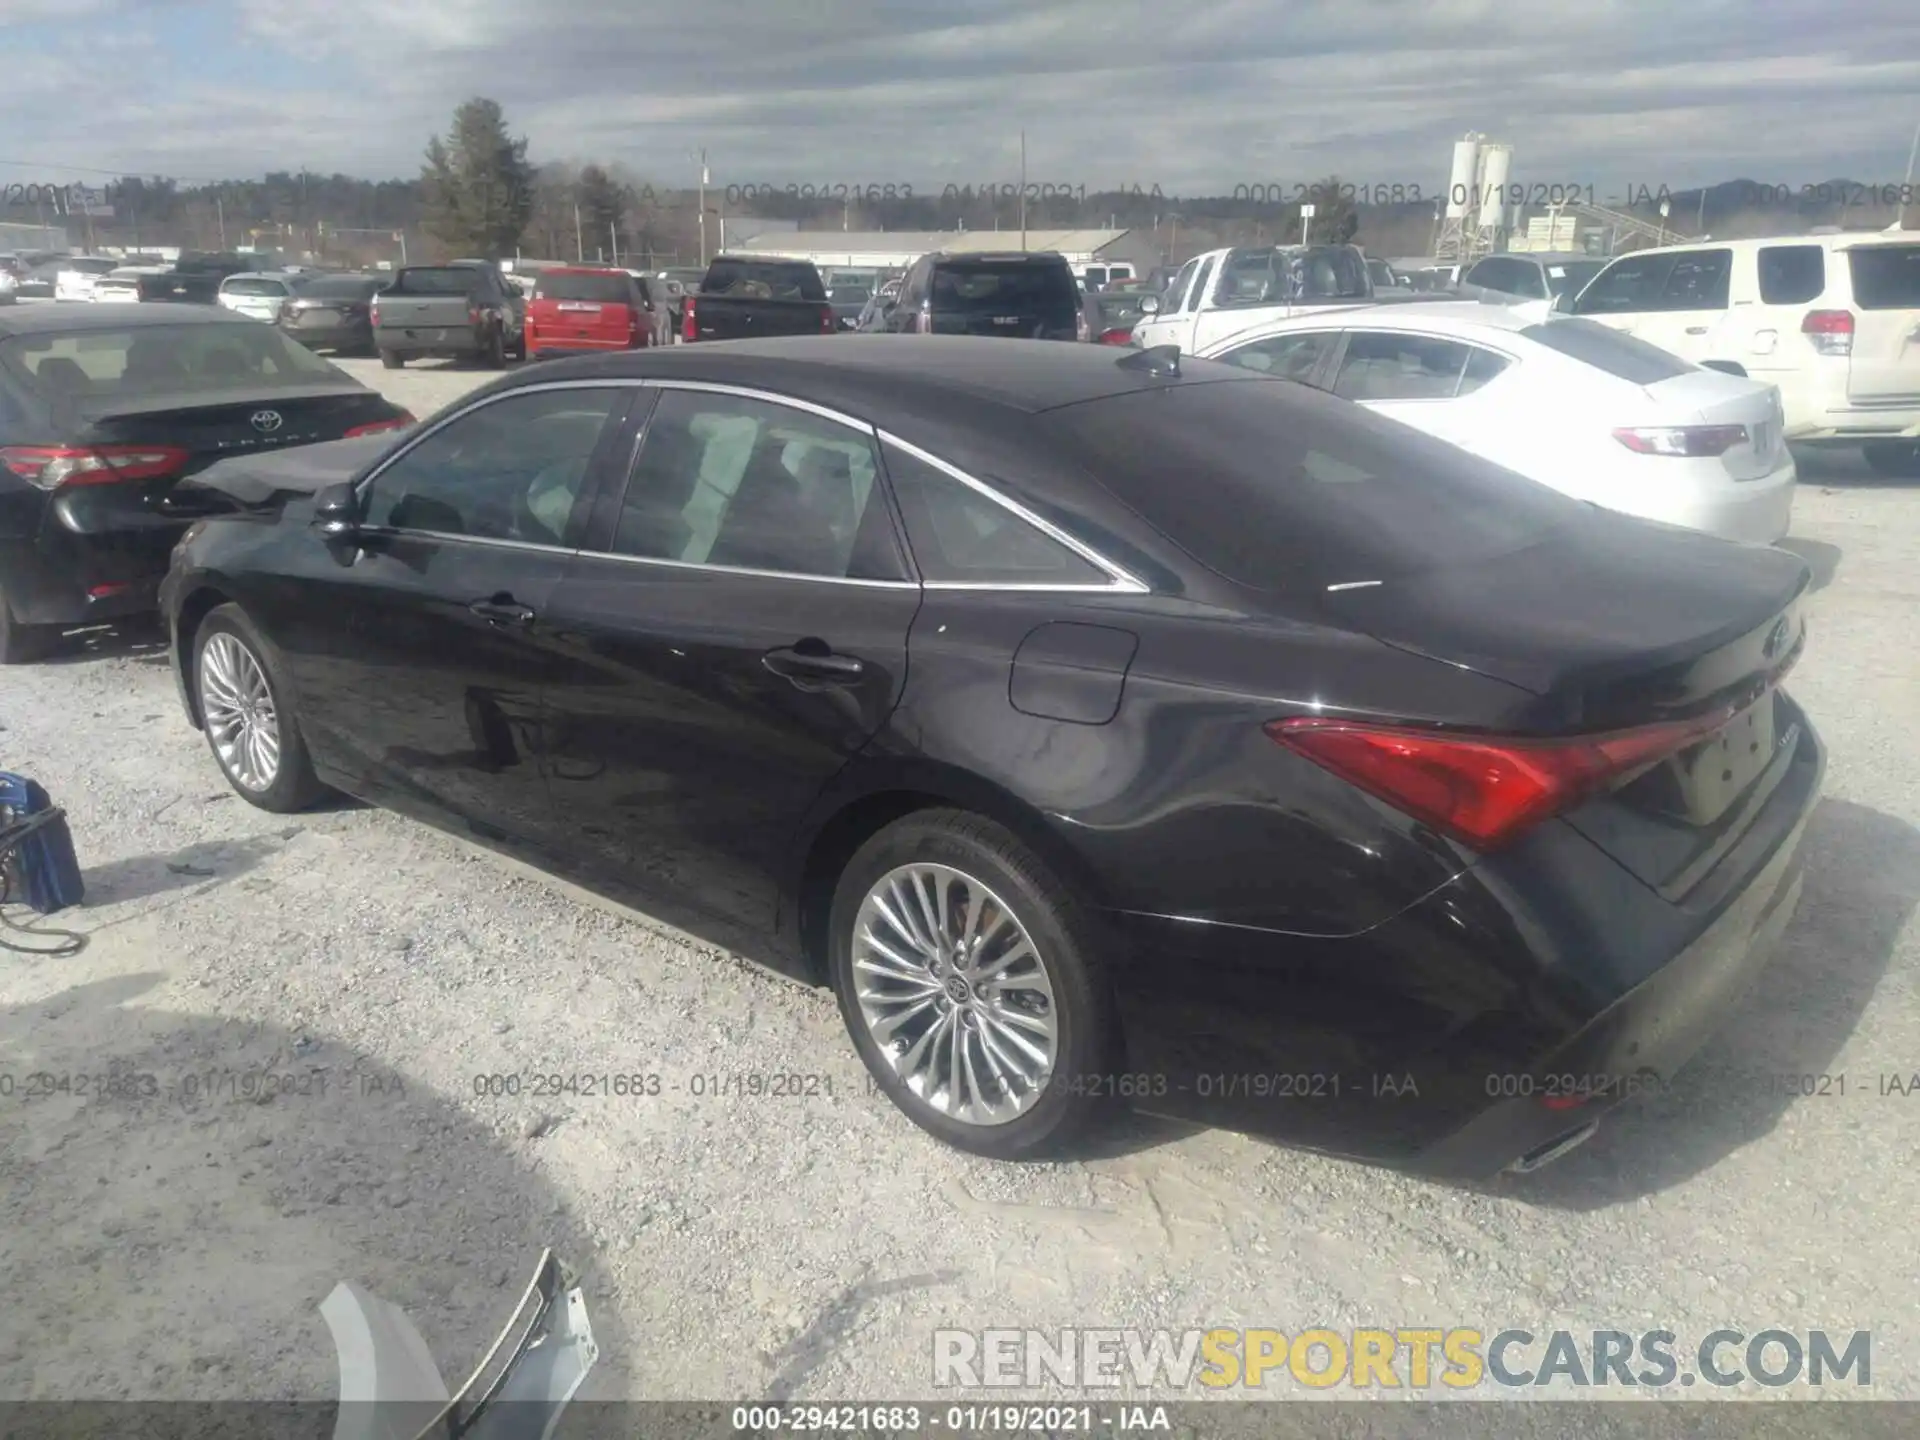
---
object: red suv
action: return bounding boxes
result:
[524,267,658,359]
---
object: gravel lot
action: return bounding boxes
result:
[2,352,1916,1412]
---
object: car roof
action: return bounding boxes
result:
[539,265,631,276]
[0,304,258,337]
[1619,231,1920,257]
[1209,298,1552,342]
[512,333,1260,415]
[222,271,296,282]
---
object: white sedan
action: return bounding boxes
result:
[1196,300,1797,544]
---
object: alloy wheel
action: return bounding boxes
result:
[851,862,1059,1125]
[200,632,281,791]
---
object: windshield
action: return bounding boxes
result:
[1545,260,1605,298]
[701,260,826,300]
[533,271,634,303]
[1213,246,1371,306]
[0,322,349,401]
[391,266,484,295]
[930,261,1078,316]
[1041,375,1584,592]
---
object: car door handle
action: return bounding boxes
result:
[470,597,535,625]
[763,644,865,684]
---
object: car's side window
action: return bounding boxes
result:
[361,386,624,545]
[1217,332,1337,383]
[1332,332,1496,402]
[882,442,1110,586]
[1186,256,1217,312]
[609,389,904,581]
[1757,245,1825,305]
[1161,258,1200,314]
[1663,249,1732,309]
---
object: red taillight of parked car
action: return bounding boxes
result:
[344,414,416,438]
[682,296,698,341]
[820,303,837,333]
[1801,308,1854,356]
[1266,711,1734,850]
[1099,327,1135,345]
[1612,425,1749,458]
[0,444,190,489]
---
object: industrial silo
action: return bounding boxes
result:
[1476,143,1513,234]
[1445,135,1481,220]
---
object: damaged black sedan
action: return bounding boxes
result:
[160,336,1820,1177]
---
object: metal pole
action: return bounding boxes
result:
[574,204,583,262]
[216,194,226,249]
[1900,119,1920,229]
[610,221,618,266]
[1018,130,1027,249]
[698,149,708,266]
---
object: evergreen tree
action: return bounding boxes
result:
[419,97,535,257]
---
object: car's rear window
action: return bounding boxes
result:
[931,261,1078,316]
[1520,318,1694,384]
[0,323,345,402]
[222,277,289,297]
[701,260,827,301]
[390,266,483,295]
[1847,245,1920,310]
[300,276,381,300]
[1041,376,1584,591]
[64,258,118,275]
[533,272,634,304]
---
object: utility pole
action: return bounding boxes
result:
[1018,130,1027,249]
[1696,185,1707,235]
[1901,118,1920,230]
[698,149,709,266]
[574,203,584,262]
[216,193,226,249]
[609,221,618,267]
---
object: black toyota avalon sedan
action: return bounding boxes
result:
[0,305,412,661]
[159,336,1821,1177]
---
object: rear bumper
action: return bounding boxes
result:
[1792,410,1920,441]
[377,327,485,357]
[0,532,173,625]
[285,322,373,350]
[527,337,644,358]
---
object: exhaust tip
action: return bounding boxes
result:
[1507,1120,1601,1174]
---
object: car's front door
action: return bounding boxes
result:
[1571,247,1733,363]
[268,382,635,845]
[537,383,921,944]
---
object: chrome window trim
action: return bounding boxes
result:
[873,429,1149,594]
[353,527,579,558]
[562,548,918,590]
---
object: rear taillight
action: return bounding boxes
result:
[468,305,483,326]
[915,301,932,334]
[1612,424,1749,457]
[821,304,837,334]
[0,444,190,489]
[1266,711,1733,851]
[345,414,415,438]
[1099,327,1135,345]
[369,297,380,325]
[1801,308,1853,356]
[682,296,698,341]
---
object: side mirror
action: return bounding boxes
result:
[312,480,362,539]
[1138,294,1161,315]
[1700,359,1748,378]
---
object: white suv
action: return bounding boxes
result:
[1566,233,1920,475]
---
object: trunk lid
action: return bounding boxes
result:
[375,295,473,330]
[1842,242,1920,406]
[1320,512,1811,895]
[1635,369,1787,480]
[527,296,634,347]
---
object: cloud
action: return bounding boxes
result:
[1,0,1916,191]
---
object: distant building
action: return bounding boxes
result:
[732,227,1159,274]
[0,221,67,253]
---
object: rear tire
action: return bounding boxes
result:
[1862,440,1920,478]
[379,349,404,370]
[192,604,327,813]
[827,808,1118,1160]
[0,586,60,665]
[483,327,507,370]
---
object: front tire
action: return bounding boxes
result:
[1862,440,1920,477]
[828,809,1117,1159]
[193,604,327,813]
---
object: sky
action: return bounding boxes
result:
[3,0,1918,198]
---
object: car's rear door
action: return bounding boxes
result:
[537,382,920,940]
[1840,240,1920,409]
[1326,329,1515,453]
[265,381,638,846]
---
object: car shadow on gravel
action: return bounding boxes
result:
[0,971,633,1401]
[38,620,170,667]
[1493,796,1917,1210]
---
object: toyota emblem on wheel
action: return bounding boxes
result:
[251,410,283,433]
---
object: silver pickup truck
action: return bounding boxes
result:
[372,259,525,369]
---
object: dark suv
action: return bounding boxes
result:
[879,251,1082,340]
